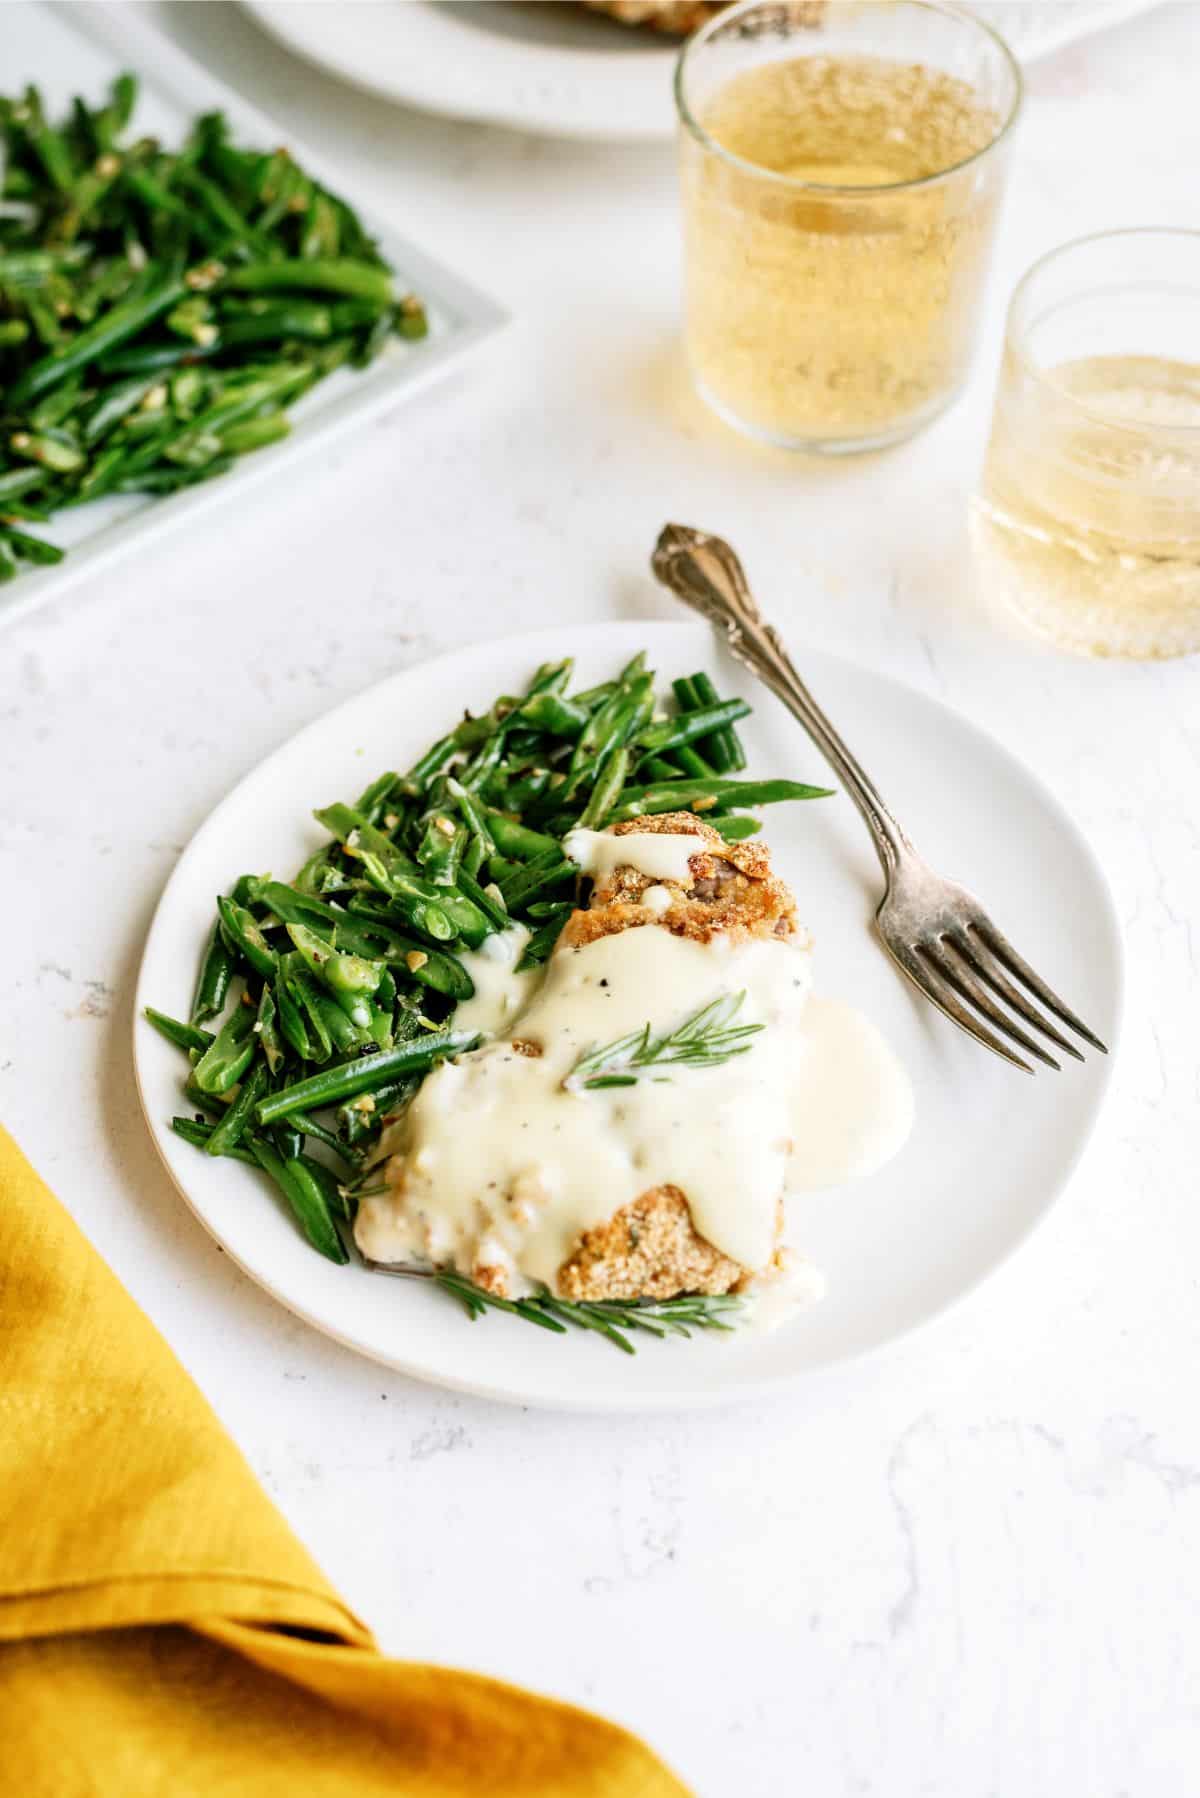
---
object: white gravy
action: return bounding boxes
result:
[785,998,915,1190]
[564,827,702,887]
[453,924,537,1041]
[355,918,914,1308]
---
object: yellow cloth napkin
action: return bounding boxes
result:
[0,1127,688,1798]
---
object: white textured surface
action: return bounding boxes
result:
[3,4,1198,1792]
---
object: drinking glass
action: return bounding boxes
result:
[973,230,1200,659]
[674,0,1021,453]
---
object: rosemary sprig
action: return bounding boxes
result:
[435,1270,743,1355]
[565,991,764,1092]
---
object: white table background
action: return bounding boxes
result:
[4,4,1199,1792]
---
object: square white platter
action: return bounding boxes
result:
[0,0,506,627]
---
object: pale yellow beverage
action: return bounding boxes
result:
[677,35,1015,451]
[972,230,1200,660]
[974,353,1200,658]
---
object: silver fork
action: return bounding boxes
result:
[651,523,1106,1073]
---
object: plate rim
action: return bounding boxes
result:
[239,0,679,143]
[132,619,1124,1411]
[237,0,1168,144]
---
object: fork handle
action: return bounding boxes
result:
[651,524,914,881]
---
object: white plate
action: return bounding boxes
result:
[0,2,505,628]
[240,0,1165,143]
[134,621,1122,1411]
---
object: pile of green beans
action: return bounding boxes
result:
[147,652,832,1268]
[0,73,426,582]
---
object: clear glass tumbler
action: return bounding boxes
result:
[973,230,1200,659]
[675,0,1021,453]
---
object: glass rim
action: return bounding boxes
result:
[673,0,1023,197]
[1006,226,1200,438]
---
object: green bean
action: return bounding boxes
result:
[0,467,44,504]
[96,340,217,376]
[226,257,394,305]
[171,1116,257,1164]
[516,914,569,970]
[143,1005,213,1055]
[217,894,277,980]
[8,430,84,473]
[255,1030,479,1125]
[297,1151,353,1224]
[192,917,236,1022]
[503,768,551,811]
[403,732,457,790]
[577,744,629,830]
[516,692,588,738]
[220,413,290,455]
[274,975,315,1060]
[569,680,617,711]
[80,373,160,443]
[486,810,559,861]
[671,744,716,780]
[416,812,463,884]
[176,166,271,252]
[688,671,747,773]
[711,814,762,842]
[203,1055,270,1156]
[248,1135,348,1264]
[259,883,394,960]
[288,1108,359,1166]
[123,166,190,219]
[272,1122,305,1162]
[455,868,508,932]
[353,769,399,823]
[286,921,383,1024]
[637,698,752,760]
[498,849,574,912]
[292,845,336,897]
[448,778,495,856]
[525,657,573,697]
[308,986,370,1054]
[385,939,475,1001]
[456,731,505,794]
[337,1076,416,1147]
[191,999,256,1094]
[611,778,834,820]
[0,525,63,566]
[350,879,454,945]
[6,272,188,408]
[288,968,333,1060]
[255,984,285,1074]
[338,899,475,998]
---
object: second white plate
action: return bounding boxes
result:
[240,0,1165,142]
[134,621,1122,1410]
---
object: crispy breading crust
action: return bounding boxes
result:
[551,813,800,1300]
[382,816,801,1304]
[580,1,826,37]
[558,1186,747,1300]
[561,811,802,951]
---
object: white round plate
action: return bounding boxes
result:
[238,1,1163,143]
[134,621,1122,1411]
[240,0,679,143]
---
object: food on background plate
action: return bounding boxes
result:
[580,1,826,33]
[146,652,911,1353]
[0,73,426,584]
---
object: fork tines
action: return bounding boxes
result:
[890,917,1106,1075]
